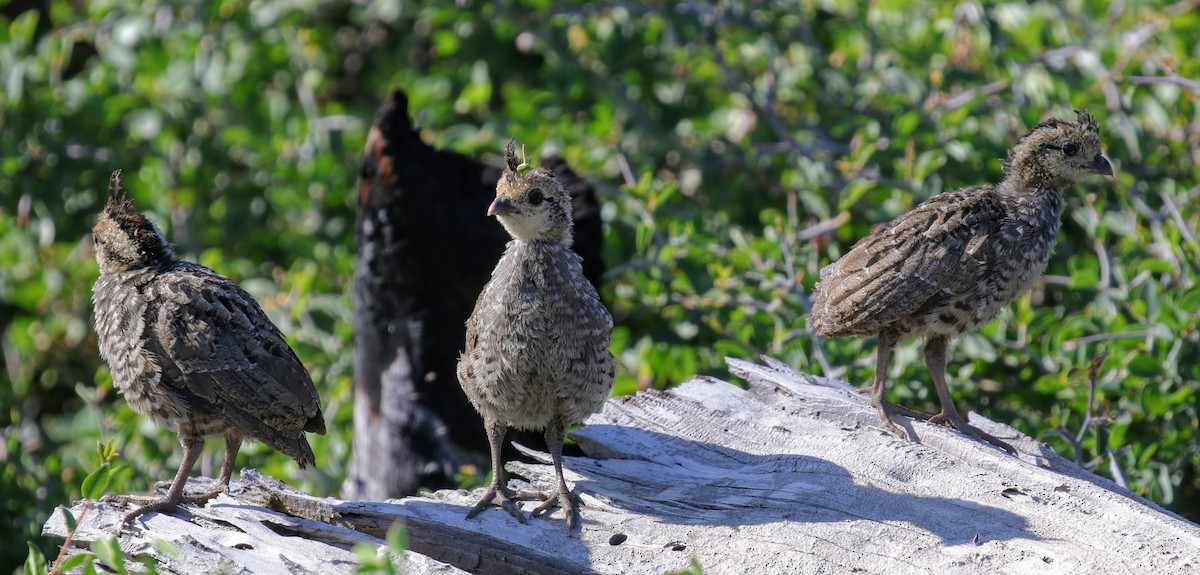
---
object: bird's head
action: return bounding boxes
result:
[1005,109,1113,189]
[488,140,574,246]
[92,170,175,275]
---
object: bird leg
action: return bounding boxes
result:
[865,332,928,440]
[190,437,242,504]
[530,420,582,532]
[466,420,527,523]
[123,437,206,524]
[924,336,1016,454]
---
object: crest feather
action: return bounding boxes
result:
[104,170,135,215]
[504,139,519,172]
[1075,109,1099,133]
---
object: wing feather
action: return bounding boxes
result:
[811,186,1003,336]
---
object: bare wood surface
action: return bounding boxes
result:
[45,357,1200,574]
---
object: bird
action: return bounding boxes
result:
[809,110,1113,453]
[347,90,606,500]
[457,140,615,531]
[91,170,326,523]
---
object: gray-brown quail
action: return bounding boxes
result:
[810,110,1112,453]
[91,170,326,523]
[457,141,615,531]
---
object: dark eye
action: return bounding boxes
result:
[1063,143,1079,157]
[528,189,545,206]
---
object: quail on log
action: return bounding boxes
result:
[92,170,325,523]
[810,111,1113,453]
[457,142,615,531]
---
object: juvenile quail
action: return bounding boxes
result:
[91,170,326,523]
[457,141,615,531]
[810,110,1112,453]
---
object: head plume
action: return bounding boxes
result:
[490,140,573,245]
[1075,109,1099,134]
[505,139,520,173]
[104,170,136,216]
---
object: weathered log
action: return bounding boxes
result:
[45,358,1200,574]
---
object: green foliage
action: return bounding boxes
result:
[2,0,1197,572]
[22,442,151,575]
[666,557,707,575]
[354,523,407,575]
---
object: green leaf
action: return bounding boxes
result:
[1128,354,1163,379]
[386,522,407,552]
[61,507,77,531]
[81,464,111,500]
[23,542,47,575]
[58,553,93,573]
[91,537,126,574]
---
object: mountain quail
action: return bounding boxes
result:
[457,141,615,531]
[91,170,326,523]
[810,110,1113,453]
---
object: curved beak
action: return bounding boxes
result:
[487,196,516,217]
[1092,153,1114,177]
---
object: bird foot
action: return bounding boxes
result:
[873,399,913,441]
[466,484,528,524]
[929,411,1015,454]
[119,484,229,525]
[530,487,583,532]
[122,496,183,525]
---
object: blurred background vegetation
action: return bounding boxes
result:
[2,0,1197,571]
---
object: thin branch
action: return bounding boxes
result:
[1108,449,1130,489]
[50,499,92,575]
[1064,331,1151,349]
[933,79,1011,112]
[1117,75,1200,95]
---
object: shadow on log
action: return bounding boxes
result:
[45,358,1200,574]
[345,90,605,501]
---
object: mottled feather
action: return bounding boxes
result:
[457,141,614,530]
[808,111,1111,453]
[91,170,324,521]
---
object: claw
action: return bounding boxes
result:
[530,488,583,532]
[931,410,1016,454]
[466,485,528,524]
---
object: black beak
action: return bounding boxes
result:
[487,197,516,216]
[1092,154,1114,177]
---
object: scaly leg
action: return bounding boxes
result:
[466,419,526,523]
[124,436,205,524]
[864,331,927,439]
[924,336,1016,454]
[192,437,242,504]
[530,419,582,532]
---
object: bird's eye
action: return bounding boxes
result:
[529,189,545,206]
[1063,143,1079,157]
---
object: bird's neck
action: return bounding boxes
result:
[994,178,1066,262]
[507,237,573,255]
[996,178,1066,224]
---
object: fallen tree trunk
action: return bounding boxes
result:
[44,357,1200,574]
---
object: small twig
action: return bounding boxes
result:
[50,499,92,575]
[1160,189,1198,246]
[795,212,851,241]
[1057,351,1108,465]
[1107,448,1130,490]
[1076,352,1108,445]
[1064,331,1150,349]
[934,79,1011,112]
[1117,75,1200,95]
[615,153,637,188]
